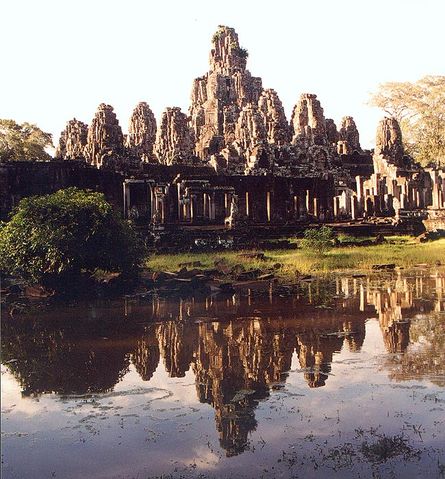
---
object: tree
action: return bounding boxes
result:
[0,188,145,285]
[0,119,53,162]
[300,226,335,255]
[369,76,445,167]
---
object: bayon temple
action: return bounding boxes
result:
[1,26,444,234]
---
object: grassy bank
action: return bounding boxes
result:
[146,236,445,279]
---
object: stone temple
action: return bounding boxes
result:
[1,26,444,239]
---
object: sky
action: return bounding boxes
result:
[1,0,444,149]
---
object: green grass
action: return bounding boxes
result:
[145,237,445,279]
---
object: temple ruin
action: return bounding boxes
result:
[1,26,444,235]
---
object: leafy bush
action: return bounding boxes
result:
[233,46,249,59]
[0,188,145,285]
[300,226,335,255]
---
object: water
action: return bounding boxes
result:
[1,270,445,478]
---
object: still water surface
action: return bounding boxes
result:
[2,271,445,478]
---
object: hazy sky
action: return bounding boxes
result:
[1,0,444,149]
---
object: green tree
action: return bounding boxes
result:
[300,226,335,255]
[0,119,53,162]
[0,188,145,285]
[369,76,445,167]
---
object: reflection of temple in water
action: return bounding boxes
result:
[369,276,414,354]
[296,332,344,388]
[377,273,445,386]
[132,326,160,381]
[2,272,443,453]
[157,321,198,377]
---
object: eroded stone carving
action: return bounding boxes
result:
[55,119,88,160]
[375,117,404,164]
[189,25,263,170]
[338,116,361,154]
[257,89,290,146]
[155,107,195,165]
[290,94,327,147]
[84,104,125,169]
[127,102,157,163]
[325,118,339,146]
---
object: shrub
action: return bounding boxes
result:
[0,188,145,285]
[233,46,249,59]
[300,226,335,255]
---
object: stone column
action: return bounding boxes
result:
[356,175,363,201]
[306,190,311,214]
[300,191,307,219]
[313,197,319,219]
[210,193,216,220]
[293,195,300,219]
[190,194,195,222]
[123,181,131,219]
[203,193,208,218]
[432,184,440,209]
[333,197,339,218]
[351,195,357,220]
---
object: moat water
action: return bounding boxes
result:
[2,270,445,479]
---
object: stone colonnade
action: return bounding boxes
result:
[123,175,333,227]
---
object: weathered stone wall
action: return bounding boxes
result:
[0,161,124,220]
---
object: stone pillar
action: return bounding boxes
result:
[393,197,401,219]
[432,184,440,209]
[300,191,307,219]
[355,175,364,216]
[415,190,421,208]
[160,195,165,223]
[190,194,195,222]
[400,192,406,209]
[333,197,339,218]
[150,187,156,221]
[351,195,357,220]
[203,193,208,218]
[373,195,381,216]
[356,175,363,201]
[177,184,182,221]
[313,197,319,219]
[123,181,131,219]
[293,195,299,219]
[372,174,380,196]
[210,193,216,220]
